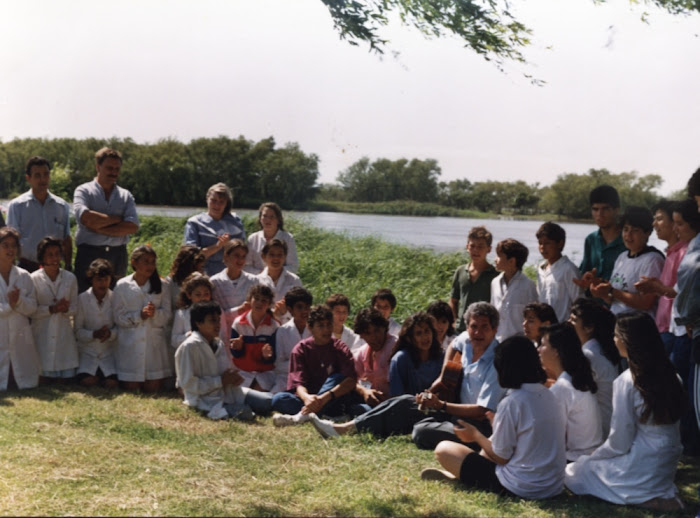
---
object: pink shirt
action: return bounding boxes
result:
[656,240,688,333]
[353,333,397,396]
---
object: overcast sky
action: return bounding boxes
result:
[1,0,699,194]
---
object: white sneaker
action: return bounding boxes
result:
[310,414,339,439]
[272,411,313,427]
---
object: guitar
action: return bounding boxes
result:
[429,351,463,404]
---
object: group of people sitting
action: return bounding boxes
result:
[1,148,699,511]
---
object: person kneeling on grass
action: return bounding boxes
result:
[420,335,566,500]
[270,304,370,426]
[175,301,257,421]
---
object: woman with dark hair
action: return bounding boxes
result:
[539,323,602,461]
[245,202,298,274]
[184,183,245,276]
[388,312,444,397]
[421,335,566,500]
[426,300,456,351]
[565,311,686,511]
[569,297,621,438]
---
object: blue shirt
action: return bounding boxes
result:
[388,349,443,397]
[675,233,700,337]
[451,332,505,411]
[7,190,71,262]
[73,180,139,246]
[184,212,246,276]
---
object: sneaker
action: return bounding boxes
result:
[272,411,313,427]
[310,414,339,439]
[420,468,457,483]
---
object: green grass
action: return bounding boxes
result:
[1,386,697,516]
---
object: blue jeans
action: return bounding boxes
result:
[243,388,274,415]
[271,373,370,417]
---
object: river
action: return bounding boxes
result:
[135,204,665,267]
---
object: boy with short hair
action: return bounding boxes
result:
[491,239,538,342]
[522,302,558,345]
[272,287,313,394]
[326,293,363,352]
[371,288,401,337]
[577,185,626,289]
[449,226,499,333]
[590,206,664,316]
[536,222,582,323]
[271,304,369,426]
[174,301,253,420]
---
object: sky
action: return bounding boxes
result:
[1,0,699,195]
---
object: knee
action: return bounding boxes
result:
[434,440,451,466]
[412,424,428,449]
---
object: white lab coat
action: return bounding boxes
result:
[31,268,79,373]
[0,266,40,389]
[75,288,118,377]
[113,275,172,382]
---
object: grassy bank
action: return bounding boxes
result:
[129,215,466,322]
[2,216,697,516]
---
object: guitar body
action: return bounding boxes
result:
[431,352,463,403]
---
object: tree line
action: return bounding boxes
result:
[0,137,677,218]
[0,136,320,209]
[321,156,673,219]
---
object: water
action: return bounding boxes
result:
[135,205,664,267]
[2,200,664,267]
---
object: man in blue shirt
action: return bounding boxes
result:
[7,156,72,272]
[73,147,139,292]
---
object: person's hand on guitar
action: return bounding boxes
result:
[416,391,445,412]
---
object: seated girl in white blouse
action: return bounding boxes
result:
[538,322,603,461]
[421,335,567,500]
[565,311,686,511]
[31,237,79,381]
[76,258,118,388]
[257,239,302,323]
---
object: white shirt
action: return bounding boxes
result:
[565,369,682,505]
[0,266,40,390]
[492,383,567,499]
[537,255,582,323]
[609,249,665,316]
[245,229,299,274]
[272,318,311,393]
[582,338,618,439]
[550,372,603,461]
[388,317,401,338]
[113,275,173,382]
[171,307,192,350]
[75,288,118,377]
[174,330,246,419]
[31,268,79,373]
[491,270,538,342]
[334,325,365,353]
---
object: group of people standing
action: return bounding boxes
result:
[0,147,699,511]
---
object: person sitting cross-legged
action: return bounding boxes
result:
[271,304,370,426]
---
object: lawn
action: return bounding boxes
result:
[1,386,697,517]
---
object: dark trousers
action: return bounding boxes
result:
[75,244,128,292]
[412,415,492,450]
[353,394,428,437]
[271,373,370,418]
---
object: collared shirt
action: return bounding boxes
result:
[491,270,538,342]
[184,212,246,276]
[7,190,70,262]
[73,179,139,247]
[287,336,356,393]
[579,229,626,281]
[656,240,688,333]
[537,255,583,323]
[451,333,505,411]
[245,229,299,274]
